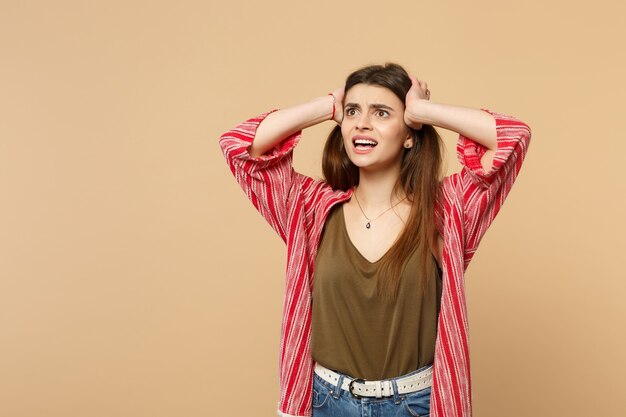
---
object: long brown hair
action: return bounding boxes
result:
[322,63,443,300]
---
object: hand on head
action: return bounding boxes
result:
[404,75,430,130]
[329,86,346,125]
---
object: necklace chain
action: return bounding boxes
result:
[353,189,406,229]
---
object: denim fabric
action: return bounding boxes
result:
[311,367,431,417]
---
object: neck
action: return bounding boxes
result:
[355,165,404,209]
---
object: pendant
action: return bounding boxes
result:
[366,222,371,229]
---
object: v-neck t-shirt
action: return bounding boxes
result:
[311,203,442,380]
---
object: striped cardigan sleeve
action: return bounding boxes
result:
[449,109,531,267]
[218,110,303,243]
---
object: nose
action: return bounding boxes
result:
[356,112,372,130]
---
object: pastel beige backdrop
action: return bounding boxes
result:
[1,1,624,416]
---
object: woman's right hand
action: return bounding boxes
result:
[329,86,345,125]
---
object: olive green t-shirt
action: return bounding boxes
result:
[311,203,442,380]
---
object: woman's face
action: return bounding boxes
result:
[340,83,411,172]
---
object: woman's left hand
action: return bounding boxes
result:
[404,74,430,130]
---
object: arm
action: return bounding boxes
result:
[404,76,531,265]
[249,88,344,158]
[404,75,498,172]
[219,89,344,242]
[406,101,497,170]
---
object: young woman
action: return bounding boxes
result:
[219,63,531,417]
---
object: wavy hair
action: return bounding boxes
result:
[322,63,443,300]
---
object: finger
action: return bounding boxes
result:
[332,85,345,100]
[409,75,421,91]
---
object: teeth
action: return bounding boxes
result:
[354,139,377,146]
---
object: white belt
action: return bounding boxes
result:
[314,363,432,399]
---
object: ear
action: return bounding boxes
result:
[404,133,414,149]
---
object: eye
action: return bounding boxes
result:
[376,110,389,117]
[345,107,357,116]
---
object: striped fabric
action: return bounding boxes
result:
[219,109,531,417]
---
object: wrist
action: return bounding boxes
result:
[327,93,336,121]
[309,94,335,121]
[406,99,430,125]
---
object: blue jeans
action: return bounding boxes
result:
[311,367,432,417]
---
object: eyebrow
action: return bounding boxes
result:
[344,102,396,112]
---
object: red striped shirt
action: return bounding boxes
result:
[219,109,531,417]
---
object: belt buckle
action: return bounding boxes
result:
[348,378,366,399]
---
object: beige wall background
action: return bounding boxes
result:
[1,1,625,416]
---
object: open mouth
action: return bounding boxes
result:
[353,138,378,150]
